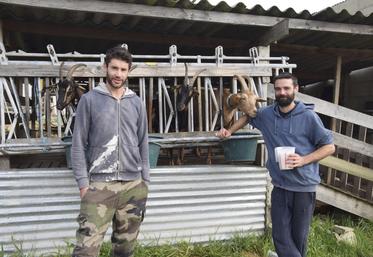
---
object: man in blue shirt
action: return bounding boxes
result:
[217,72,335,257]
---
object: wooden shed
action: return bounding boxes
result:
[0,0,373,254]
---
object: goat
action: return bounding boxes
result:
[176,63,206,112]
[56,63,88,110]
[222,75,266,129]
[172,63,207,164]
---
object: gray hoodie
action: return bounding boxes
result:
[71,84,149,189]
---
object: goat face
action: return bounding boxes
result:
[56,80,77,110]
[176,85,197,112]
[176,64,205,112]
[237,90,268,118]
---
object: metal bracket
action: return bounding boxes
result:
[0,42,8,65]
[249,47,259,65]
[215,46,223,66]
[100,54,105,64]
[169,45,177,66]
[47,44,59,65]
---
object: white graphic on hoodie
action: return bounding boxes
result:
[89,135,118,173]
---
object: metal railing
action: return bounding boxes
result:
[0,43,296,153]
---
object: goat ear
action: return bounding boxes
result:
[256,97,267,102]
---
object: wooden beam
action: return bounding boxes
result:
[288,18,373,35]
[332,132,373,158]
[272,43,373,58]
[0,63,272,78]
[320,156,373,182]
[258,19,289,46]
[331,56,342,131]
[0,19,3,42]
[1,0,373,35]
[267,86,373,130]
[317,184,373,221]
[2,20,248,48]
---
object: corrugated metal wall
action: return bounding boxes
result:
[0,165,267,254]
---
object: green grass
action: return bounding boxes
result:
[307,214,373,257]
[117,232,272,257]
[1,214,373,257]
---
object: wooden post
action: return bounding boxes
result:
[0,19,3,43]
[258,46,270,101]
[353,127,366,196]
[258,46,270,167]
[331,56,342,131]
[148,78,153,132]
[327,55,342,185]
[368,157,373,201]
[259,45,272,229]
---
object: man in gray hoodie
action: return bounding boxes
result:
[71,45,149,257]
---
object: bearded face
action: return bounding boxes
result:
[275,91,295,107]
[105,58,129,89]
[107,74,125,88]
[274,78,298,107]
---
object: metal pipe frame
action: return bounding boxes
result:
[0,43,295,151]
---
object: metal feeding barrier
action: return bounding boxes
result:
[0,43,296,153]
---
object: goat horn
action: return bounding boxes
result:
[184,63,189,85]
[59,61,65,80]
[67,64,87,80]
[189,68,206,87]
[234,74,249,92]
[242,75,254,91]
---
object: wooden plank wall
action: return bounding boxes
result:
[329,121,373,202]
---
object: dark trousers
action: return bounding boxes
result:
[271,187,316,257]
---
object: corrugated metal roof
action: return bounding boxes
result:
[1,0,373,84]
[1,0,373,24]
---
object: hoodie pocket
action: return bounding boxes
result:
[294,164,321,185]
[119,144,142,173]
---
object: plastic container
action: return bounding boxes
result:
[62,136,72,169]
[148,136,162,168]
[274,146,295,170]
[221,131,261,161]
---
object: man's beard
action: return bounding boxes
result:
[107,76,125,89]
[275,93,295,107]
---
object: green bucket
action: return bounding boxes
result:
[149,136,162,168]
[62,136,72,169]
[221,132,260,161]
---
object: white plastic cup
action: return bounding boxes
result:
[274,146,295,170]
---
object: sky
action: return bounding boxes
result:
[200,0,344,13]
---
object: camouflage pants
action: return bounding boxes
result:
[72,179,148,257]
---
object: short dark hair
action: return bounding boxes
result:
[273,72,298,86]
[104,45,132,68]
